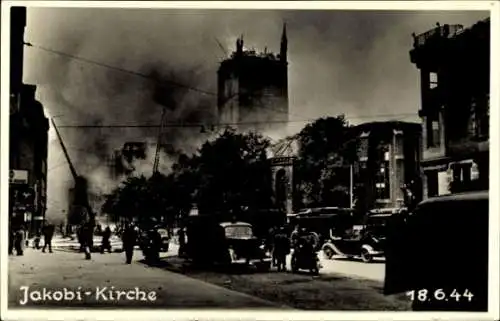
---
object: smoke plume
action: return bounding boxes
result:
[23,8,488,221]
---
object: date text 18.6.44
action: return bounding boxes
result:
[406,289,474,303]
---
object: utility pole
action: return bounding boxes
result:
[152,107,167,175]
[350,164,354,209]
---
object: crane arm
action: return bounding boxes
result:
[51,118,78,181]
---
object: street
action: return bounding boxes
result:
[9,240,409,310]
[319,255,385,282]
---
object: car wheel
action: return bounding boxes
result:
[322,246,334,260]
[361,249,372,263]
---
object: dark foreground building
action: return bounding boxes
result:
[9,7,49,235]
[410,18,490,198]
[217,24,289,134]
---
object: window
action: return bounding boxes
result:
[426,115,441,148]
[225,225,253,239]
[469,100,478,137]
[376,146,391,200]
[429,72,438,89]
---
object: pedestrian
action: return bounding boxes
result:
[42,222,55,253]
[81,222,93,260]
[33,232,41,249]
[14,227,25,256]
[178,227,186,257]
[274,227,291,272]
[100,226,112,254]
[9,226,15,255]
[122,223,137,264]
[290,225,301,247]
[268,225,278,267]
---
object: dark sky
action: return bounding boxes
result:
[21,7,489,219]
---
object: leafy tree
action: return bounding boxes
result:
[295,116,358,209]
[102,176,149,224]
[102,129,275,226]
[193,128,274,217]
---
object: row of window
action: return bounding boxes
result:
[424,72,489,148]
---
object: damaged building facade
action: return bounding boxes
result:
[109,142,148,179]
[217,24,289,134]
[410,18,490,198]
[9,6,49,235]
[352,121,422,212]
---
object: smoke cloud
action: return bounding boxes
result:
[22,7,488,221]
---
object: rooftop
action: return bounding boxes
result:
[412,17,490,48]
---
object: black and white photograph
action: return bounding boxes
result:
[2,1,499,320]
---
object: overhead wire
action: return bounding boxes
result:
[25,42,419,128]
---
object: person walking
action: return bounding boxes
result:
[33,232,41,249]
[178,227,186,257]
[80,222,93,260]
[9,228,15,255]
[274,227,291,272]
[100,226,112,254]
[42,222,55,253]
[122,223,138,264]
[14,226,25,256]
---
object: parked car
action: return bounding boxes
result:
[184,217,271,270]
[321,211,391,263]
[384,190,489,311]
[288,208,356,250]
[156,228,170,252]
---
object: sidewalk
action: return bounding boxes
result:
[8,246,290,309]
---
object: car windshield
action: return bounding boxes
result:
[224,225,253,238]
[157,229,168,236]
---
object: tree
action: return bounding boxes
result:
[102,129,275,226]
[102,174,176,227]
[193,128,274,217]
[295,116,358,209]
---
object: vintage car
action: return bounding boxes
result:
[321,209,396,263]
[287,207,356,250]
[184,218,272,270]
[156,228,170,252]
[219,222,272,268]
[384,191,489,311]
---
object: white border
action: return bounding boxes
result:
[1,1,499,321]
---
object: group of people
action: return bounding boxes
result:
[267,225,317,272]
[8,220,56,256]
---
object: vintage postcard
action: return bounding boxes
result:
[1,1,499,320]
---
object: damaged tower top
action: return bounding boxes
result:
[217,23,289,135]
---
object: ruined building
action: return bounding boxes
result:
[410,18,490,198]
[217,24,289,134]
[352,121,422,212]
[9,7,49,235]
[109,142,148,179]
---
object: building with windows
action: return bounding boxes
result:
[109,142,148,179]
[352,121,422,211]
[9,7,49,235]
[410,18,490,198]
[217,24,289,134]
